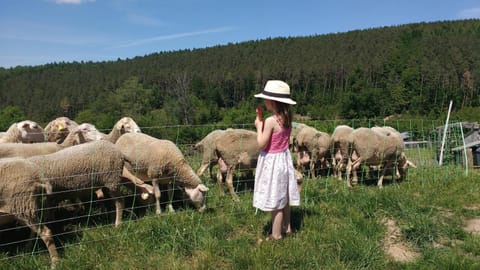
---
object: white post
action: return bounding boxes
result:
[439,100,453,166]
[459,122,468,176]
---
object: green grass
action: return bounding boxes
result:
[2,159,480,269]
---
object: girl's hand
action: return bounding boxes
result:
[255,107,264,130]
[256,107,263,121]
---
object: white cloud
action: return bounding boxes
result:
[458,8,480,19]
[109,27,234,49]
[50,0,96,4]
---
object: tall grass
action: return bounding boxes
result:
[2,161,480,269]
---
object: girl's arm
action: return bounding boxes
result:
[255,116,274,150]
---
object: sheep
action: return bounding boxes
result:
[212,128,260,201]
[289,122,309,147]
[26,140,135,228]
[331,125,354,180]
[370,126,417,183]
[0,123,104,159]
[102,116,142,143]
[292,126,332,178]
[346,126,415,188]
[0,158,59,268]
[43,117,79,143]
[115,132,209,214]
[0,120,45,143]
[194,129,227,181]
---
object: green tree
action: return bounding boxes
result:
[0,106,27,130]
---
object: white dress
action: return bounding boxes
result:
[253,149,300,211]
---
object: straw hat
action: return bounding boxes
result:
[254,80,296,105]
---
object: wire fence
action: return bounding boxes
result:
[0,119,479,266]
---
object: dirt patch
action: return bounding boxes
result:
[383,218,421,262]
[464,218,480,235]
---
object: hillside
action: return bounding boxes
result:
[0,19,479,129]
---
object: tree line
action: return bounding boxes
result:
[0,19,479,140]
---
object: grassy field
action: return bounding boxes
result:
[1,154,480,270]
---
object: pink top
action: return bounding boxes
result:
[264,116,291,153]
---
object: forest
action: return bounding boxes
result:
[0,19,479,138]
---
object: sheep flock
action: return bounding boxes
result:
[0,116,417,268]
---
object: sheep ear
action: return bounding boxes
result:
[198,184,209,192]
[407,160,417,168]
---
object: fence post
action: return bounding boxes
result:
[438,100,453,166]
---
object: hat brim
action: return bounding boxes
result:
[254,93,296,105]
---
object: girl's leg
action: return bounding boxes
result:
[271,209,283,240]
[282,204,292,235]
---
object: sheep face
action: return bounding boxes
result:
[44,117,78,143]
[117,117,141,134]
[183,184,209,212]
[17,120,44,143]
[74,123,105,143]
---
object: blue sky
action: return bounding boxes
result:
[1,0,479,68]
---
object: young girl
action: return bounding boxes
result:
[253,80,301,241]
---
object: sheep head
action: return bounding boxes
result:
[44,117,79,143]
[70,123,105,145]
[116,117,141,135]
[183,184,209,212]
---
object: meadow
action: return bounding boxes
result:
[1,146,480,270]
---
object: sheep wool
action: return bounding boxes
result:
[0,158,59,267]
[27,140,126,226]
[0,120,44,143]
[194,129,225,178]
[116,132,208,213]
[212,128,259,201]
[0,123,102,159]
[43,116,79,143]
[102,116,142,143]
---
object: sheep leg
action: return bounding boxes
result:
[110,191,124,227]
[347,157,363,187]
[337,159,344,180]
[309,160,316,178]
[29,223,59,269]
[346,158,353,187]
[152,179,162,215]
[166,183,175,213]
[331,153,337,178]
[196,163,209,177]
[216,168,225,196]
[122,167,154,195]
[226,168,239,201]
[377,163,390,188]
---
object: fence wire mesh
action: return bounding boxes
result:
[0,119,478,266]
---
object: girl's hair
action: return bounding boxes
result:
[274,101,292,129]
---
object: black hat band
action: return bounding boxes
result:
[262,90,290,98]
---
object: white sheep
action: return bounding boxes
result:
[26,140,136,227]
[102,116,142,143]
[0,123,104,159]
[43,117,79,143]
[0,120,45,143]
[331,125,354,180]
[0,158,59,268]
[370,126,416,183]
[194,129,226,181]
[115,132,209,214]
[292,125,332,178]
[289,122,309,147]
[212,128,259,201]
[346,126,415,188]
